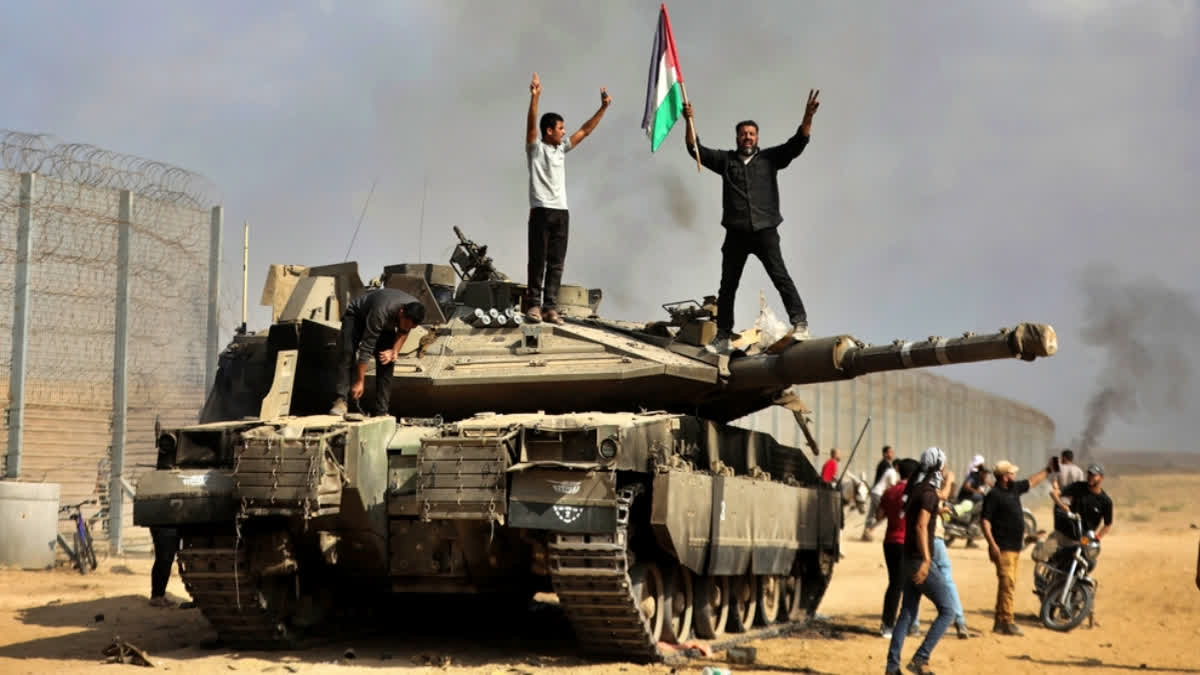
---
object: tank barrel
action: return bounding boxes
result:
[727,322,1057,390]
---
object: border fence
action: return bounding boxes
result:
[1,130,222,554]
[738,370,1056,490]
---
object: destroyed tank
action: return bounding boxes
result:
[134,227,1057,659]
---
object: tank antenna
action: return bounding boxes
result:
[343,176,378,262]
[239,221,249,334]
[418,171,429,260]
[836,416,872,486]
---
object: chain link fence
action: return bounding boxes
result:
[2,130,219,554]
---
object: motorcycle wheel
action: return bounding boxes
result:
[1039,580,1094,632]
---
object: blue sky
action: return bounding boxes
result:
[5,0,1199,451]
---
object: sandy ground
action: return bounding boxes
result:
[2,472,1198,675]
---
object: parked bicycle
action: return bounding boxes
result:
[58,499,99,574]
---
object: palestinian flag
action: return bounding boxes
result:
[641,4,685,152]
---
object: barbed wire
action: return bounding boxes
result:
[1,132,215,411]
[1,130,218,208]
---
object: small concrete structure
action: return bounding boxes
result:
[0,481,60,569]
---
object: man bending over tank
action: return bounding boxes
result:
[683,90,820,354]
[523,72,611,325]
[330,289,425,416]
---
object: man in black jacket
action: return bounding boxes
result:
[330,289,426,416]
[683,89,820,353]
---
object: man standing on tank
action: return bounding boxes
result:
[682,89,820,354]
[523,72,611,326]
[329,289,425,417]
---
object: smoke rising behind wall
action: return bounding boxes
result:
[1075,264,1200,454]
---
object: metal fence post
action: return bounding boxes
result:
[5,173,35,479]
[109,189,132,553]
[206,206,223,394]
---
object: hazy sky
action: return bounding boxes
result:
[5,1,1198,451]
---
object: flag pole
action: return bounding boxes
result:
[680,82,701,173]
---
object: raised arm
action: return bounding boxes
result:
[568,88,611,148]
[526,72,541,146]
[763,88,819,168]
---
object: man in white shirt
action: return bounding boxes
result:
[1054,449,1086,503]
[523,72,611,325]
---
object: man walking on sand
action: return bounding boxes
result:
[682,90,820,354]
[523,72,610,326]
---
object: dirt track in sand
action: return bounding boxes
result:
[1,472,1199,674]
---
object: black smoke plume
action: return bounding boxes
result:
[1074,264,1199,455]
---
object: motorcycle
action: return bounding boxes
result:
[943,499,1037,549]
[1032,510,1100,631]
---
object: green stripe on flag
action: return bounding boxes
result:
[650,81,683,152]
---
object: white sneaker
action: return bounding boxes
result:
[329,398,348,416]
[792,321,810,340]
[705,332,734,355]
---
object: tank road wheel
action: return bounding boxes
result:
[661,564,694,644]
[692,575,729,639]
[727,572,759,633]
[629,562,666,643]
[782,574,804,622]
[755,575,783,626]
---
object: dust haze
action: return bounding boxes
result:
[5,1,1200,450]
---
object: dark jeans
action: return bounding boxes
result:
[150,527,180,598]
[526,207,569,310]
[717,227,806,333]
[882,542,905,627]
[334,313,395,416]
[887,557,956,670]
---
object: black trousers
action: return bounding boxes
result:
[151,527,180,598]
[717,227,806,333]
[526,207,570,310]
[882,541,904,628]
[334,313,396,416]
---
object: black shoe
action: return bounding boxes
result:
[996,622,1024,636]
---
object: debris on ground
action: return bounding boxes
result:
[101,637,153,667]
[726,646,756,665]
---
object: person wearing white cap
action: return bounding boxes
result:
[955,454,989,504]
[981,457,1053,636]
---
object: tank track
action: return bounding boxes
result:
[548,486,661,661]
[178,533,297,649]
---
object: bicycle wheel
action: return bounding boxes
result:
[77,519,98,573]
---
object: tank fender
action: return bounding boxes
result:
[132,469,237,526]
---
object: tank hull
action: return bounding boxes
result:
[135,412,841,657]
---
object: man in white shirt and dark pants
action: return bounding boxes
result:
[523,72,610,326]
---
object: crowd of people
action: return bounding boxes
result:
[857,445,1116,675]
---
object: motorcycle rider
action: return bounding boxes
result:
[1044,463,1112,628]
[1050,463,1113,542]
[949,455,989,547]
